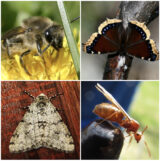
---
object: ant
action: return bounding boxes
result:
[93,83,151,157]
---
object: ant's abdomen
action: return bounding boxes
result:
[93,103,124,124]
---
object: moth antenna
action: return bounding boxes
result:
[49,93,63,100]
[24,91,35,100]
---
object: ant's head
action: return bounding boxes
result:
[134,126,148,143]
[134,132,142,143]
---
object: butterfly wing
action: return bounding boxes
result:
[126,21,159,61]
[83,19,122,54]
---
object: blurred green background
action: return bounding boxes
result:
[2,1,80,34]
[120,81,159,160]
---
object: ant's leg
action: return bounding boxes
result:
[144,140,151,157]
[140,126,151,157]
[20,50,31,75]
[95,111,119,127]
[128,134,133,144]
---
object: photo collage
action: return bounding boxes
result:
[1,1,159,160]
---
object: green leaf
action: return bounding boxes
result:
[57,1,80,79]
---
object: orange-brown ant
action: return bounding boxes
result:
[93,83,151,157]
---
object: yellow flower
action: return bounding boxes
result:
[1,30,80,80]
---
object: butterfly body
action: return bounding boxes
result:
[84,19,158,61]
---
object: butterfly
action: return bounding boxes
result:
[83,19,159,61]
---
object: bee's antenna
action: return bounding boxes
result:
[70,16,80,23]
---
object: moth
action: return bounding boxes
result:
[9,92,74,153]
[2,16,64,75]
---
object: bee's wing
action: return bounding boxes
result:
[2,26,26,40]
[96,83,131,120]
[22,16,53,31]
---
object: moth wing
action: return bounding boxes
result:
[9,111,37,153]
[9,97,74,153]
[44,102,74,152]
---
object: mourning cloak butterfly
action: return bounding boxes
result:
[83,19,159,61]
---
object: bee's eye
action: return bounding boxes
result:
[45,29,52,43]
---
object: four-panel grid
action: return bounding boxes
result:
[1,1,159,160]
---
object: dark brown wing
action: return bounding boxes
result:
[126,21,159,61]
[83,19,122,54]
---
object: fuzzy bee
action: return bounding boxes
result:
[2,16,64,75]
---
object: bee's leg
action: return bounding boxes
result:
[36,41,43,56]
[35,34,48,56]
[5,39,11,57]
[42,43,52,53]
[37,42,53,56]
[35,32,55,56]
[20,50,31,75]
[6,45,11,57]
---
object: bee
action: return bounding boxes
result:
[2,16,64,75]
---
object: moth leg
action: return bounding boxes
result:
[24,90,35,100]
[20,50,31,75]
